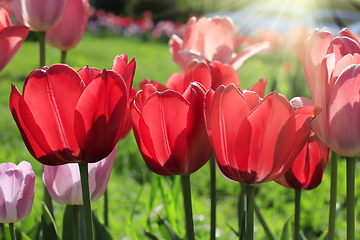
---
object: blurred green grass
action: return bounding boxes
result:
[0,32,357,239]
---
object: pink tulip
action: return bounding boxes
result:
[169,16,269,70]
[0,161,35,223]
[46,0,89,51]
[0,7,29,72]
[295,28,360,156]
[13,0,67,32]
[43,147,116,205]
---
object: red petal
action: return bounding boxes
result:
[75,70,128,162]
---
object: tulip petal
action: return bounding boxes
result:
[246,78,267,98]
[15,171,35,221]
[231,41,270,70]
[0,25,29,72]
[328,64,360,156]
[209,61,240,90]
[75,70,128,163]
[139,90,189,174]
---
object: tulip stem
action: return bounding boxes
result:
[181,175,195,240]
[294,189,301,240]
[246,184,255,240]
[61,50,67,64]
[73,205,80,240]
[346,156,356,240]
[39,32,46,68]
[104,189,109,227]
[210,154,216,240]
[79,163,93,240]
[9,223,16,240]
[328,150,337,240]
[238,183,246,237]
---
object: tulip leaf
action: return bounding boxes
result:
[155,213,180,240]
[280,215,293,240]
[144,230,159,240]
[15,228,32,240]
[226,223,239,237]
[93,212,113,240]
[25,221,41,240]
[317,229,328,240]
[254,202,277,240]
[41,202,60,240]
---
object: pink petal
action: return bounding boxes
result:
[231,41,270,70]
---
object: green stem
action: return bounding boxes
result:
[181,175,195,240]
[9,223,16,240]
[254,202,276,240]
[43,183,54,219]
[210,154,216,240]
[245,185,255,240]
[238,183,246,238]
[61,50,67,64]
[79,163,93,240]
[39,32,46,68]
[294,189,301,240]
[104,189,109,227]
[328,150,337,240]
[346,156,356,240]
[73,205,80,240]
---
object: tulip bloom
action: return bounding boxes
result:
[296,28,360,157]
[46,0,89,51]
[43,147,116,205]
[10,61,134,165]
[0,7,29,72]
[0,161,35,223]
[13,0,67,32]
[204,84,319,184]
[131,82,212,175]
[276,133,329,190]
[169,16,269,71]
[141,60,267,97]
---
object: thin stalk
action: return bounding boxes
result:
[346,156,356,240]
[73,205,80,240]
[245,185,255,240]
[210,154,216,240]
[238,183,246,237]
[79,163,93,240]
[328,150,337,240]
[294,189,302,240]
[43,183,54,219]
[9,223,16,240]
[39,32,46,68]
[254,202,276,240]
[181,175,195,240]
[61,50,67,64]
[104,189,109,227]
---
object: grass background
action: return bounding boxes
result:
[0,32,358,239]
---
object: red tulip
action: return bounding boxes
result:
[141,60,267,97]
[46,0,89,51]
[169,16,269,70]
[10,63,133,165]
[275,133,329,190]
[295,28,360,156]
[0,161,35,223]
[0,7,29,72]
[204,84,319,184]
[131,82,212,175]
[13,0,67,32]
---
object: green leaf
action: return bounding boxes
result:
[0,223,11,240]
[144,230,159,240]
[280,215,293,240]
[317,229,328,240]
[62,205,75,240]
[15,228,32,240]
[41,202,60,240]
[25,221,41,240]
[254,202,277,240]
[155,214,180,240]
[93,212,113,240]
